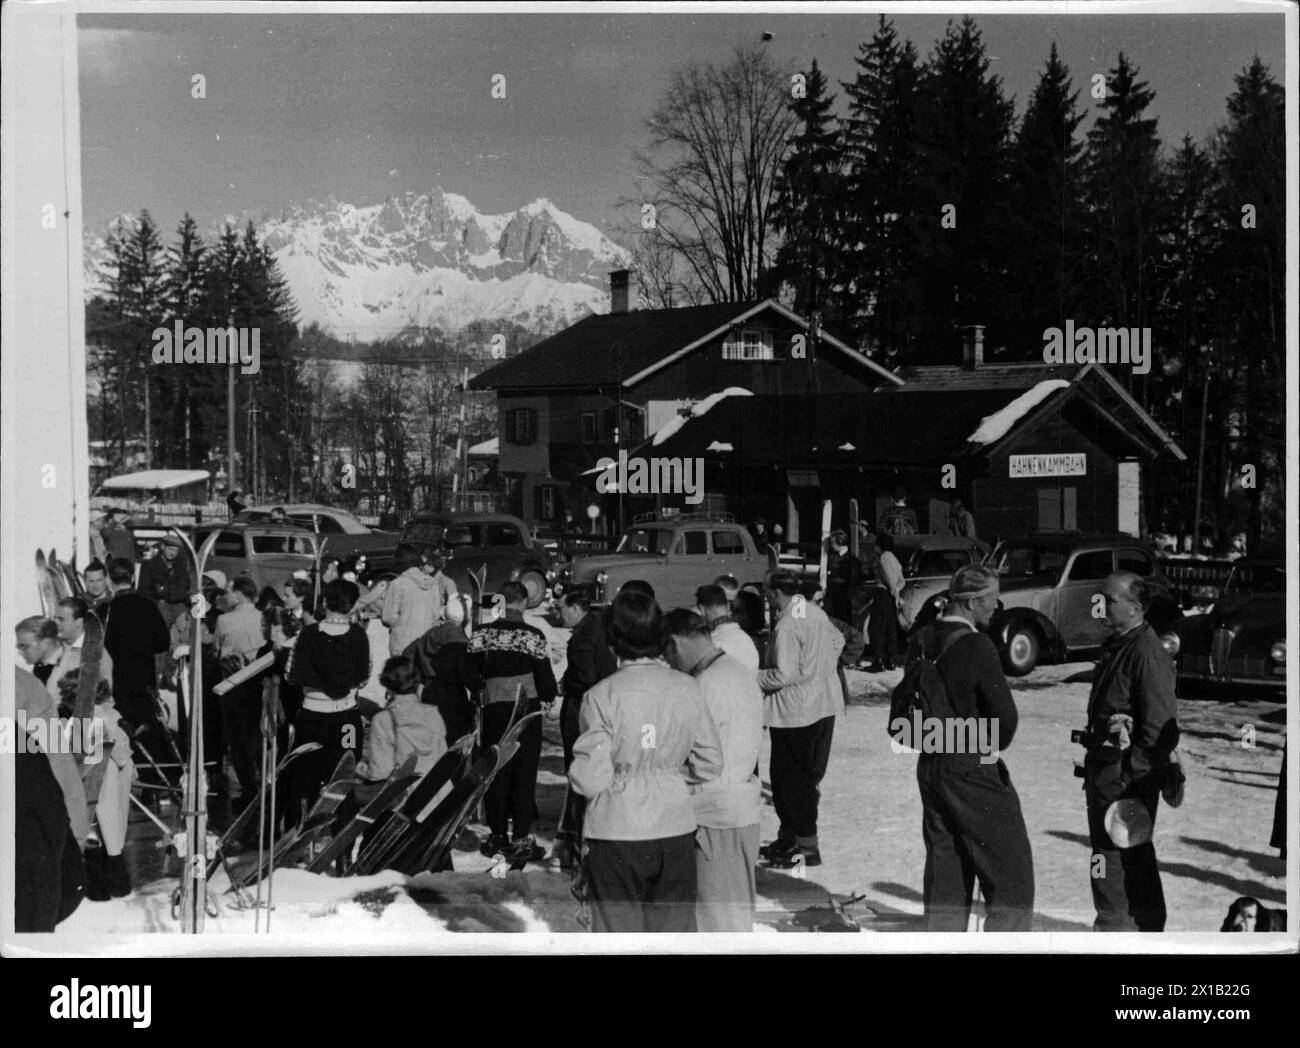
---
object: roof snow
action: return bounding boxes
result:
[651,387,753,446]
[706,441,735,453]
[967,380,1070,446]
[467,436,499,456]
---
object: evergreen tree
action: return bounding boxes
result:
[1209,56,1285,543]
[1080,54,1166,405]
[838,15,923,359]
[161,214,209,466]
[771,60,842,322]
[1005,43,1086,358]
[910,17,1017,362]
[127,211,167,468]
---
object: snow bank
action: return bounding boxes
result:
[967,380,1069,445]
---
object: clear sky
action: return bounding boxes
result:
[78,7,1286,243]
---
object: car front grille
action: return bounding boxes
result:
[1209,628,1236,675]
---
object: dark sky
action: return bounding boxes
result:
[78,8,1286,241]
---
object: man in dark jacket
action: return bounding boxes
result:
[555,589,617,865]
[139,536,193,629]
[100,508,136,566]
[1083,572,1179,931]
[103,558,170,728]
[467,580,558,864]
[895,564,1034,931]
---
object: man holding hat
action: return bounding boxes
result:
[900,563,1034,930]
[1082,572,1178,931]
[139,534,193,630]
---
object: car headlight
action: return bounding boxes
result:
[1160,633,1181,657]
[1270,641,1286,664]
[546,568,557,583]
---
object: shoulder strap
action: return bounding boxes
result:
[932,625,978,663]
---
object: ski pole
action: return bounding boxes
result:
[254,679,271,934]
[265,676,279,933]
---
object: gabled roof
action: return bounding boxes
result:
[469,299,901,392]
[878,362,1076,393]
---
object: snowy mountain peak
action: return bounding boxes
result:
[84,187,631,343]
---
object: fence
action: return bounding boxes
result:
[1158,556,1236,608]
[90,496,230,527]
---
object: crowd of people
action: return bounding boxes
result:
[12,499,1243,937]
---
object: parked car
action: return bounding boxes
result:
[856,534,989,646]
[559,513,776,610]
[379,512,555,609]
[1175,556,1285,692]
[234,503,396,563]
[976,533,1182,676]
[188,522,322,593]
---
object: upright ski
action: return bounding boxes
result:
[71,610,105,770]
[232,752,358,889]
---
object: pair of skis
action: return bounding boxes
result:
[349,733,476,876]
[397,707,542,877]
[35,547,84,614]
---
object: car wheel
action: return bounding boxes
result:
[520,570,547,609]
[1001,622,1040,677]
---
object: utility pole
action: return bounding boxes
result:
[1192,355,1211,555]
[143,357,152,470]
[227,350,237,497]
[451,366,468,511]
[250,403,260,504]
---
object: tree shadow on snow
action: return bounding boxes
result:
[1178,836,1286,878]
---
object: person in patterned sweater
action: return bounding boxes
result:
[467,580,557,864]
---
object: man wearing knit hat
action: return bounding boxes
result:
[899,563,1034,930]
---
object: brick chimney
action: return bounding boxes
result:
[960,323,985,368]
[609,269,630,314]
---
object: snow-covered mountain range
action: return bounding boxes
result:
[84,189,631,342]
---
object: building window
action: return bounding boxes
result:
[580,412,597,444]
[537,484,557,521]
[505,408,536,445]
[722,328,774,361]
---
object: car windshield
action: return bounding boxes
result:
[616,527,673,555]
[1225,563,1284,595]
[990,541,1069,579]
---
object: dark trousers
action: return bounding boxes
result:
[1085,755,1166,931]
[769,714,836,845]
[918,758,1035,931]
[220,680,263,808]
[586,833,697,932]
[481,699,543,839]
[175,657,225,794]
[868,589,900,666]
[558,693,587,837]
[285,705,364,830]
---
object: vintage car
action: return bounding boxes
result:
[381,512,556,608]
[188,522,322,593]
[985,533,1182,675]
[857,534,989,648]
[914,533,1182,676]
[234,503,396,563]
[558,513,774,610]
[1175,556,1285,691]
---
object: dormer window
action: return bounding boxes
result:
[722,328,774,361]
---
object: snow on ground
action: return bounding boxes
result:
[59,606,1286,938]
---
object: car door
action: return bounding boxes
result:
[1057,549,1115,650]
[666,528,712,607]
[250,531,317,591]
[481,520,526,592]
[710,528,750,581]
[201,527,249,585]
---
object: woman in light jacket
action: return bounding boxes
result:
[382,544,446,656]
[569,590,723,933]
